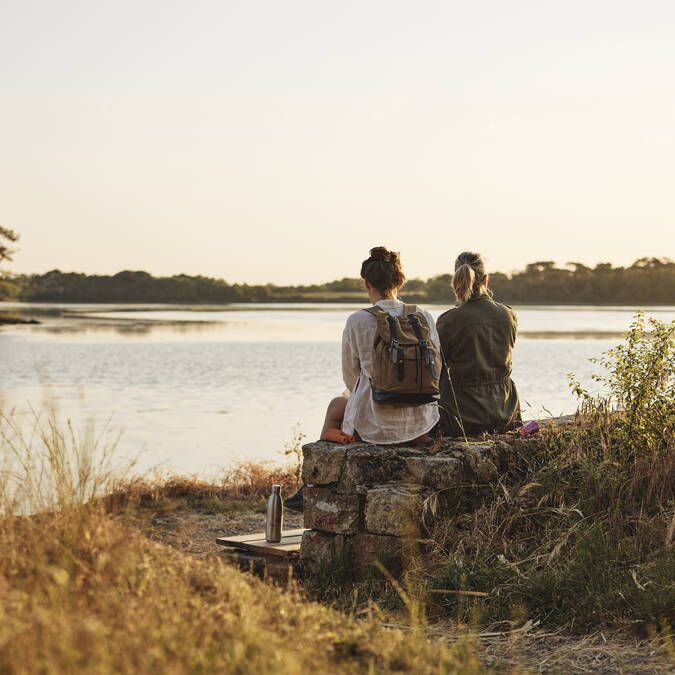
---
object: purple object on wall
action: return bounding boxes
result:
[519,421,540,437]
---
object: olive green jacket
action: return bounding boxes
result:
[436,295,522,436]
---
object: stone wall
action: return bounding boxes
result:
[300,437,516,578]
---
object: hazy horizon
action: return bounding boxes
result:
[2,1,674,284]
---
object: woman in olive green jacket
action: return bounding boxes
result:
[436,252,522,437]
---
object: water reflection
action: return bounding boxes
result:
[3,302,673,343]
[34,323,632,341]
[41,318,222,338]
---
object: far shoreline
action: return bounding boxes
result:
[2,299,675,308]
[0,312,39,325]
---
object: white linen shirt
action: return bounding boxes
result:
[341,298,440,444]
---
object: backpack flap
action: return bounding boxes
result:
[363,305,441,407]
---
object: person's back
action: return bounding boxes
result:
[436,252,521,436]
[342,297,440,444]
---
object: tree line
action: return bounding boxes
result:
[1,258,673,305]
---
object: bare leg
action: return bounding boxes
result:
[284,396,350,511]
[320,396,348,440]
[285,396,351,510]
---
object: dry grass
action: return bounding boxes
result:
[1,505,487,674]
[418,319,675,634]
[0,409,485,674]
[131,475,675,675]
[108,461,302,510]
[422,418,674,632]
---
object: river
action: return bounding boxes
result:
[1,302,673,475]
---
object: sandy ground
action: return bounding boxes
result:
[137,503,673,674]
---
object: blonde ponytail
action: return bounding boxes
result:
[452,251,490,304]
[452,264,475,305]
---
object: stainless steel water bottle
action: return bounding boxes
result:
[265,485,283,543]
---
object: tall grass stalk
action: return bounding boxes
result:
[0,406,126,516]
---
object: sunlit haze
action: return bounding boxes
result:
[2,1,674,284]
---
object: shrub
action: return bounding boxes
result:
[428,314,675,632]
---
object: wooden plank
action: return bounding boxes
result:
[217,528,305,544]
[217,539,301,558]
[216,537,303,550]
[216,529,306,558]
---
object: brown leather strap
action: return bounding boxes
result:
[362,305,385,317]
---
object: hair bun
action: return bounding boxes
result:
[361,246,405,294]
[369,246,398,263]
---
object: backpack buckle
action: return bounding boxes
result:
[390,338,400,363]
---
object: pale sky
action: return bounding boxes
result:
[2,1,674,284]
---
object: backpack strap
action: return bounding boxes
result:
[407,312,439,380]
[402,303,417,315]
[362,305,385,318]
[389,315,405,381]
[363,305,404,375]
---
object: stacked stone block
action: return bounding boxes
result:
[300,438,509,578]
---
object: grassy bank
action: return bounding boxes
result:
[0,412,483,674]
[108,460,302,511]
[1,506,487,673]
[429,314,674,633]
[424,421,674,632]
[2,429,672,673]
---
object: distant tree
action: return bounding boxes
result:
[403,278,426,292]
[566,262,591,273]
[488,271,510,300]
[11,257,675,304]
[325,277,363,292]
[524,261,557,275]
[0,226,19,263]
[426,274,453,303]
[0,226,21,300]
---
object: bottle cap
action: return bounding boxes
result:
[271,485,281,493]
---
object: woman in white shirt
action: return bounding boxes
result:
[285,246,440,511]
[320,246,440,446]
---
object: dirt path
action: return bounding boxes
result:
[430,620,672,674]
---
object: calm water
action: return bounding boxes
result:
[1,302,674,475]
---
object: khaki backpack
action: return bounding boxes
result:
[363,304,441,406]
